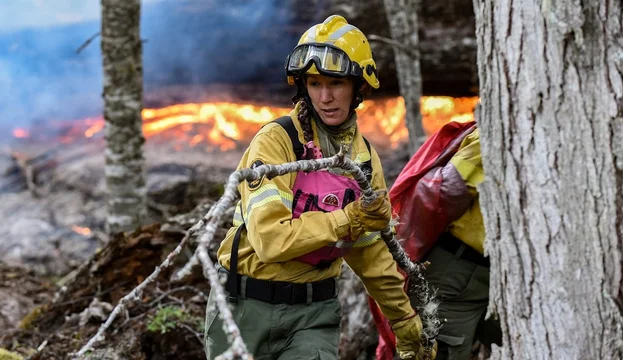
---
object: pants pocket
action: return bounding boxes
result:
[436,334,469,360]
[315,348,338,360]
[205,290,226,360]
[424,246,477,302]
[204,291,220,337]
[437,333,465,347]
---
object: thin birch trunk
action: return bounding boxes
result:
[101,0,147,234]
[382,0,426,154]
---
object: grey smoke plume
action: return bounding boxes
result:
[0,0,302,139]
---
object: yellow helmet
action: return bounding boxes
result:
[285,15,379,89]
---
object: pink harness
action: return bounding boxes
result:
[288,138,363,267]
[234,116,371,270]
[292,168,362,267]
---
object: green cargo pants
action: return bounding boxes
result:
[414,243,502,360]
[204,287,341,360]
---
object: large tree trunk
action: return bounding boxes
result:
[474,0,623,359]
[101,0,147,234]
[382,0,426,153]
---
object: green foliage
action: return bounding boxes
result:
[0,348,24,360]
[147,305,202,335]
[18,305,46,330]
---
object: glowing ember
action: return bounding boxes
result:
[12,128,29,138]
[11,96,478,150]
[84,118,105,138]
[72,225,92,236]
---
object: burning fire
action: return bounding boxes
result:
[12,128,29,138]
[71,225,92,236]
[11,96,478,151]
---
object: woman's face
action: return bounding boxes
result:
[305,74,355,126]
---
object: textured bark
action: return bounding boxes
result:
[474,0,623,359]
[101,0,147,234]
[338,265,376,360]
[382,0,426,153]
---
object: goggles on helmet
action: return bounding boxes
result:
[285,43,363,79]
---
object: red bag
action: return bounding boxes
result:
[370,120,477,360]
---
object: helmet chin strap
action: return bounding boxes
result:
[350,78,364,110]
[351,91,363,110]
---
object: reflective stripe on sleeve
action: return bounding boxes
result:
[245,184,293,219]
[233,204,244,226]
[353,231,381,247]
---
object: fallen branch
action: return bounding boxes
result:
[180,323,205,347]
[330,152,440,357]
[25,340,48,360]
[147,285,209,307]
[71,219,208,358]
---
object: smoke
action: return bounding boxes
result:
[0,22,103,135]
[142,0,299,87]
[0,0,303,137]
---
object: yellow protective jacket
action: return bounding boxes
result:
[447,128,485,253]
[217,103,413,321]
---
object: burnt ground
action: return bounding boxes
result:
[0,141,492,360]
[0,223,218,360]
[0,141,236,360]
[0,229,490,360]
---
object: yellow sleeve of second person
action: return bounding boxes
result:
[448,128,484,196]
[448,128,486,253]
[237,123,352,263]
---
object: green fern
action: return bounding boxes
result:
[147,306,190,334]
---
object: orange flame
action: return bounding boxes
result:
[142,102,287,151]
[84,118,105,138]
[11,96,478,150]
[12,128,29,138]
[71,225,92,236]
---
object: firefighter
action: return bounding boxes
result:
[414,127,502,359]
[372,122,502,359]
[204,15,434,360]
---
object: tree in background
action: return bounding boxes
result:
[101,0,147,234]
[382,0,426,154]
[474,0,623,358]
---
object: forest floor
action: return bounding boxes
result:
[1,223,214,360]
[0,143,491,360]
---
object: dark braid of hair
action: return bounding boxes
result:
[298,101,314,144]
[292,83,315,159]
